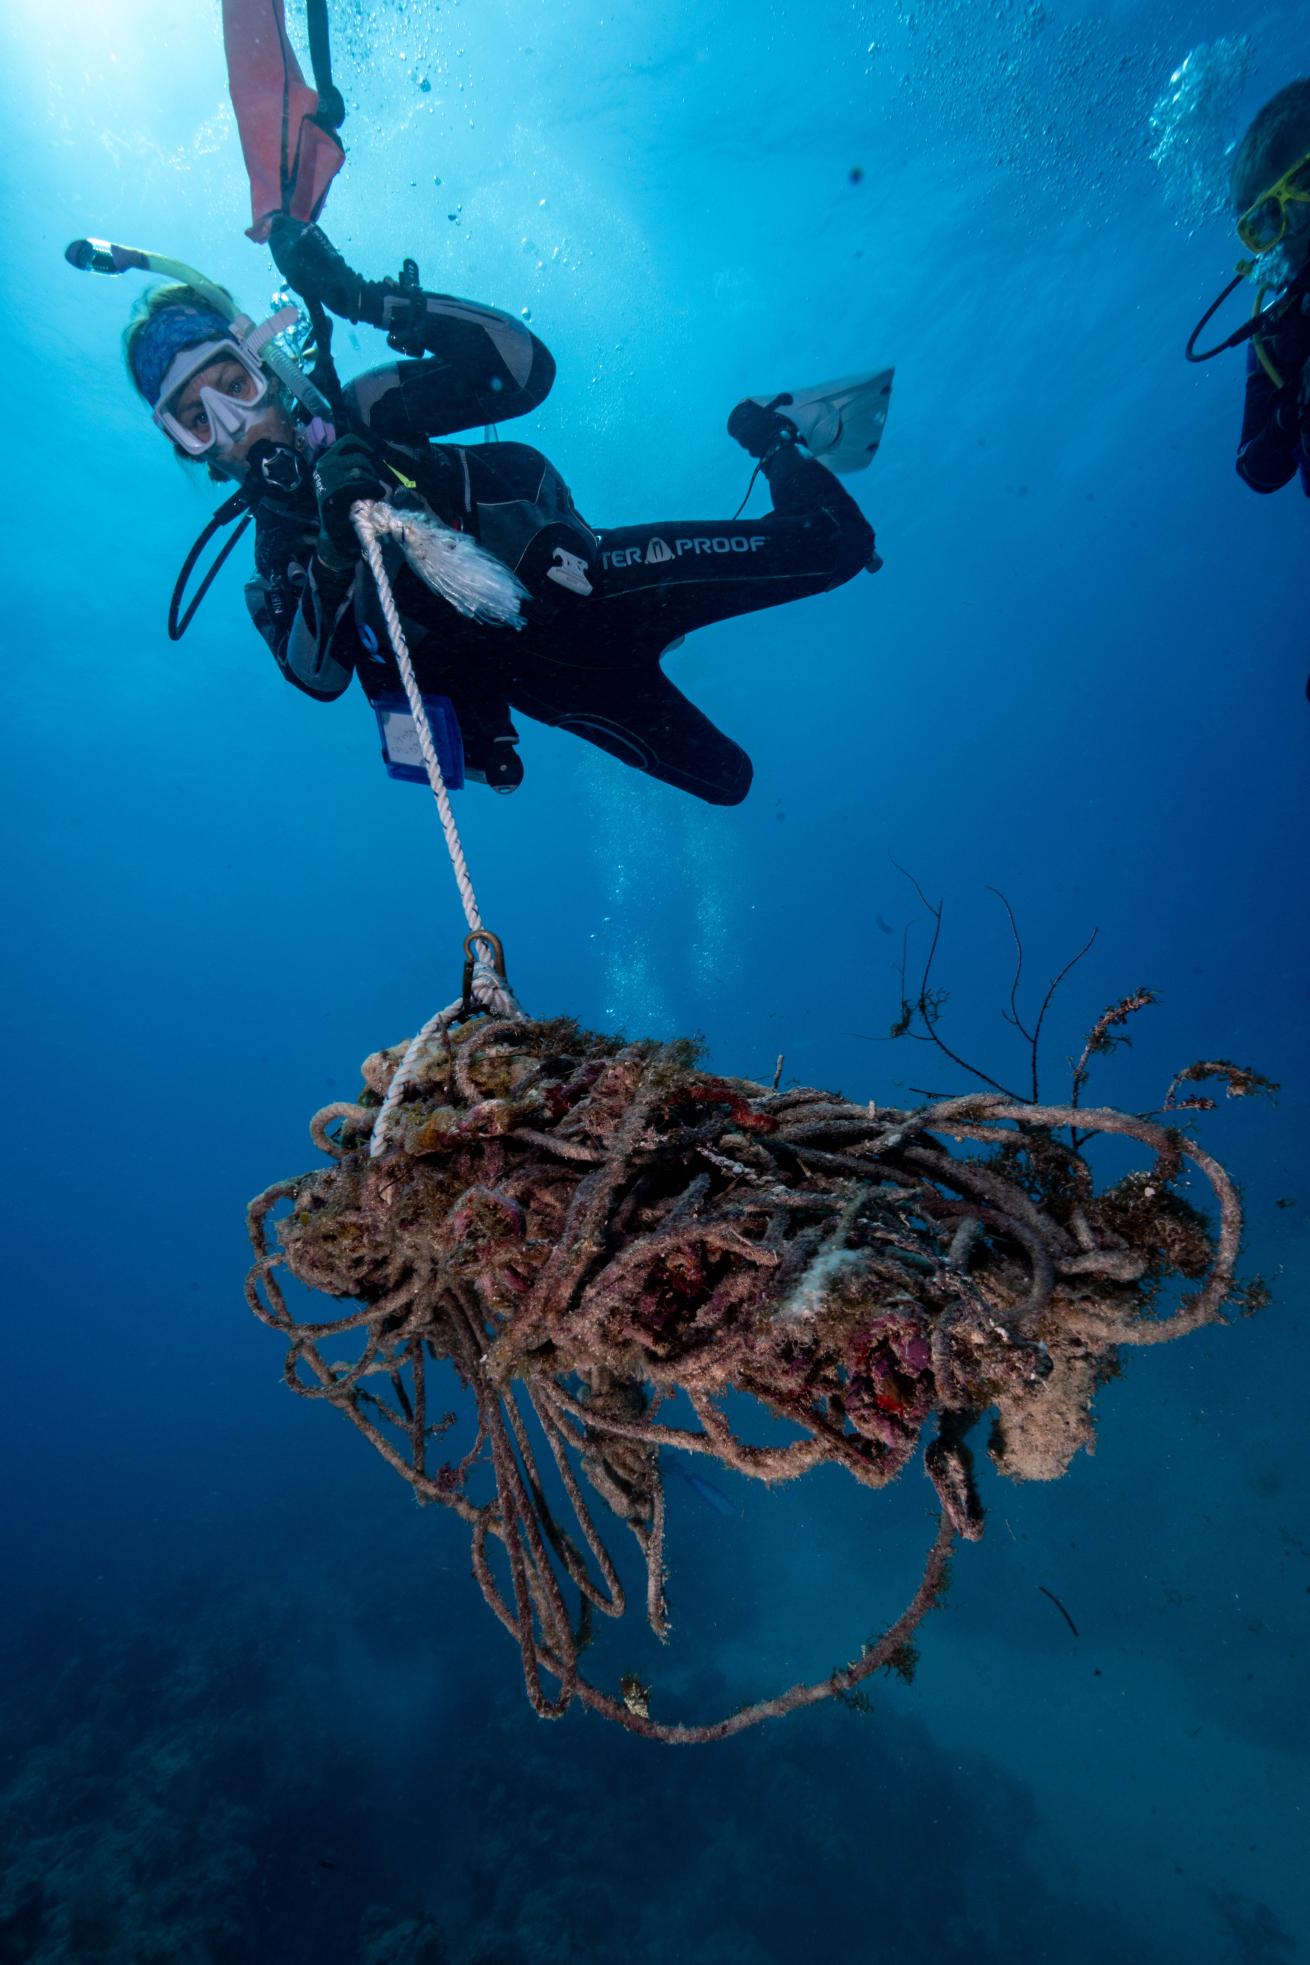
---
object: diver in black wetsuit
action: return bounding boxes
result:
[1229,84,1310,500]
[125,220,877,803]
[1225,84,1310,703]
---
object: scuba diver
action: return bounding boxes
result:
[111,219,885,803]
[1227,81,1310,499]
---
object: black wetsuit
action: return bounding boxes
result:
[245,304,875,804]
[1235,286,1310,494]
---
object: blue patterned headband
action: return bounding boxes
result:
[131,305,236,407]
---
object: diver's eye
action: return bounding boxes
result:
[183,404,211,435]
[217,365,255,399]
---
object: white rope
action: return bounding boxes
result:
[351,498,526,1159]
[367,997,462,1158]
[352,499,510,952]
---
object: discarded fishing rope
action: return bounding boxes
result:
[247,1001,1268,1744]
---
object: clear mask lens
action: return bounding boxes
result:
[1238,150,1310,255]
[1241,195,1285,254]
[155,336,271,456]
[197,383,266,455]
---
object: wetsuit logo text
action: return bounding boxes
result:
[602,534,768,571]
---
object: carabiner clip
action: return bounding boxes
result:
[459,930,507,1020]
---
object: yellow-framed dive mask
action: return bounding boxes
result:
[1237,147,1310,255]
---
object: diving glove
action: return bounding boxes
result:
[269,216,434,355]
[727,396,799,460]
[313,435,386,572]
[269,215,374,322]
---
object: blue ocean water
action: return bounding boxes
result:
[3,0,1309,1957]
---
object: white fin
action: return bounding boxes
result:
[746,366,894,474]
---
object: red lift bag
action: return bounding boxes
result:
[222,0,345,243]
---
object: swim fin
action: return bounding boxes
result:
[741,368,894,474]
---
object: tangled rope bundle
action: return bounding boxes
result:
[247,1002,1267,1743]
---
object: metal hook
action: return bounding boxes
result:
[459,930,507,1019]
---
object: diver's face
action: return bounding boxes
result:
[172,355,295,477]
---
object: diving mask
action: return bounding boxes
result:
[1237,148,1310,256]
[154,307,300,457]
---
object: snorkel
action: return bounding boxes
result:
[65,234,335,424]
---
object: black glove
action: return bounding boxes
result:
[269,216,420,343]
[312,436,386,571]
[269,219,447,361]
[727,395,799,459]
[269,215,375,323]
